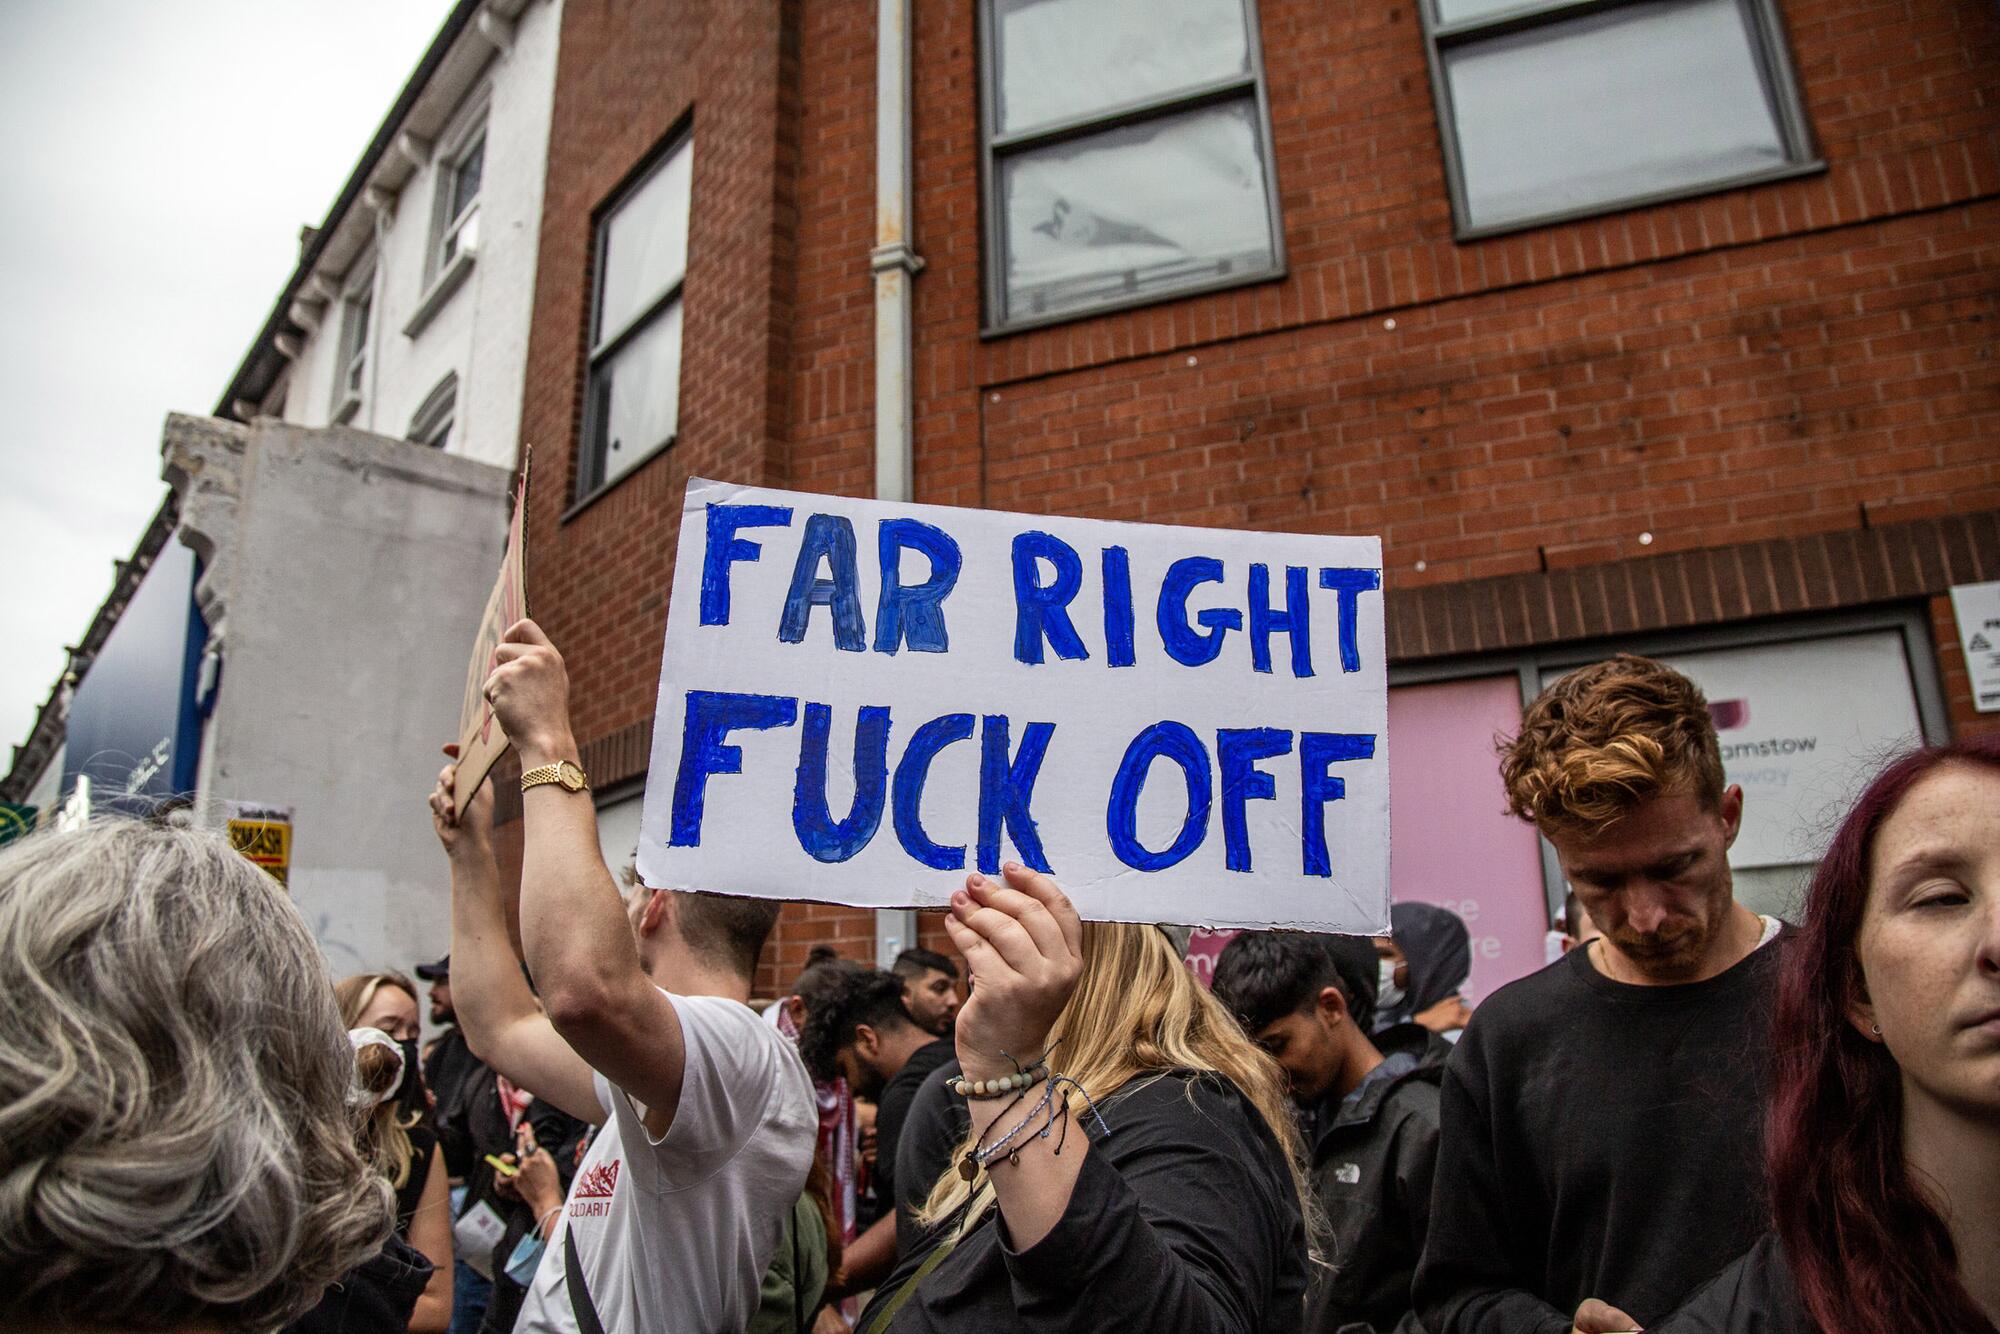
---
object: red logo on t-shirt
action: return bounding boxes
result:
[574,1160,621,1200]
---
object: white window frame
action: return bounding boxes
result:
[405,96,489,338]
[977,0,1287,334]
[573,132,692,505]
[429,99,488,282]
[330,261,374,425]
[1415,0,1822,239]
[408,372,458,450]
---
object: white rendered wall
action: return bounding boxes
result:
[282,0,560,471]
[169,416,510,977]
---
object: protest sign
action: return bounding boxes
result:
[635,478,1389,933]
[453,453,530,809]
[226,801,294,886]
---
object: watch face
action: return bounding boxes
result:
[559,762,585,791]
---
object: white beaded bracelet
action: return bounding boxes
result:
[949,1065,1049,1099]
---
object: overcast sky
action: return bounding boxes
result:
[0,0,457,771]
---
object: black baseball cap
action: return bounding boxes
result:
[414,954,450,981]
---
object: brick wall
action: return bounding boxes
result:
[523,0,2000,984]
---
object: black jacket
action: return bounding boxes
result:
[425,1026,501,1181]
[862,1069,1308,1333]
[1309,1025,1450,1334]
[284,1233,433,1334]
[1652,1234,1809,1334]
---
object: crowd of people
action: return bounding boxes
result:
[1,621,1994,1333]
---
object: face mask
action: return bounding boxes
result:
[1377,958,1407,1012]
[396,1038,425,1112]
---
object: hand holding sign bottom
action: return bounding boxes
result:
[942,862,1084,1086]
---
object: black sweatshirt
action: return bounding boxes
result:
[874,1037,957,1214]
[1413,936,1782,1334]
[861,1070,1307,1333]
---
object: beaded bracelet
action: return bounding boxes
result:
[949,1065,1047,1099]
[949,1039,1063,1100]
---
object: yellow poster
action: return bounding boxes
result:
[225,801,294,886]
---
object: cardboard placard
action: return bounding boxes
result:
[453,454,531,808]
[635,479,1389,932]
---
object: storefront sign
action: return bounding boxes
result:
[1545,631,1925,871]
[638,479,1390,932]
[1950,581,2000,713]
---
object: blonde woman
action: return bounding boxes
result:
[335,972,454,1333]
[859,863,1311,1332]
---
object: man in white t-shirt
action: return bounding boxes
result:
[430,618,816,1333]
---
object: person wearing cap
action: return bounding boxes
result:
[413,952,513,1334]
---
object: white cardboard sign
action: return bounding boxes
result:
[635,478,1390,932]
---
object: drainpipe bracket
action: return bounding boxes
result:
[870,242,926,277]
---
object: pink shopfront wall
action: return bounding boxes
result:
[1386,675,1548,1003]
[1187,675,1549,1002]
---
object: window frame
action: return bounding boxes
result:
[408,372,459,451]
[429,107,488,284]
[975,0,1288,336]
[1415,0,1823,241]
[570,129,694,509]
[330,260,374,425]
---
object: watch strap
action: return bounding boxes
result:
[520,760,590,793]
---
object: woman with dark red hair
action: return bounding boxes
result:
[1660,734,2000,1332]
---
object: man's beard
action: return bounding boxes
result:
[1608,917,1709,973]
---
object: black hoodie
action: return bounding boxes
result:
[1308,1023,1451,1334]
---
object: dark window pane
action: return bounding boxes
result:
[451,137,484,220]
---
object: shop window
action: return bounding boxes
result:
[979,0,1285,331]
[1418,0,1819,237]
[576,134,692,500]
[1387,674,1547,1001]
[1544,629,1928,919]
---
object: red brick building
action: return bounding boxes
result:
[513,0,2000,997]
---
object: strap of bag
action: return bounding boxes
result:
[564,1225,609,1334]
[861,1227,960,1334]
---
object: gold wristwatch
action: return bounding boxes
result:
[520,759,590,794]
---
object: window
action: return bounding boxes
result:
[1418,0,1819,237]
[331,265,373,423]
[979,0,1284,332]
[577,135,692,499]
[432,125,485,279]
[409,373,458,451]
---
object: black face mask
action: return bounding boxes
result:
[396,1037,426,1115]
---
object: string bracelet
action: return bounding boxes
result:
[960,1072,1115,1178]
[962,1079,1058,1179]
